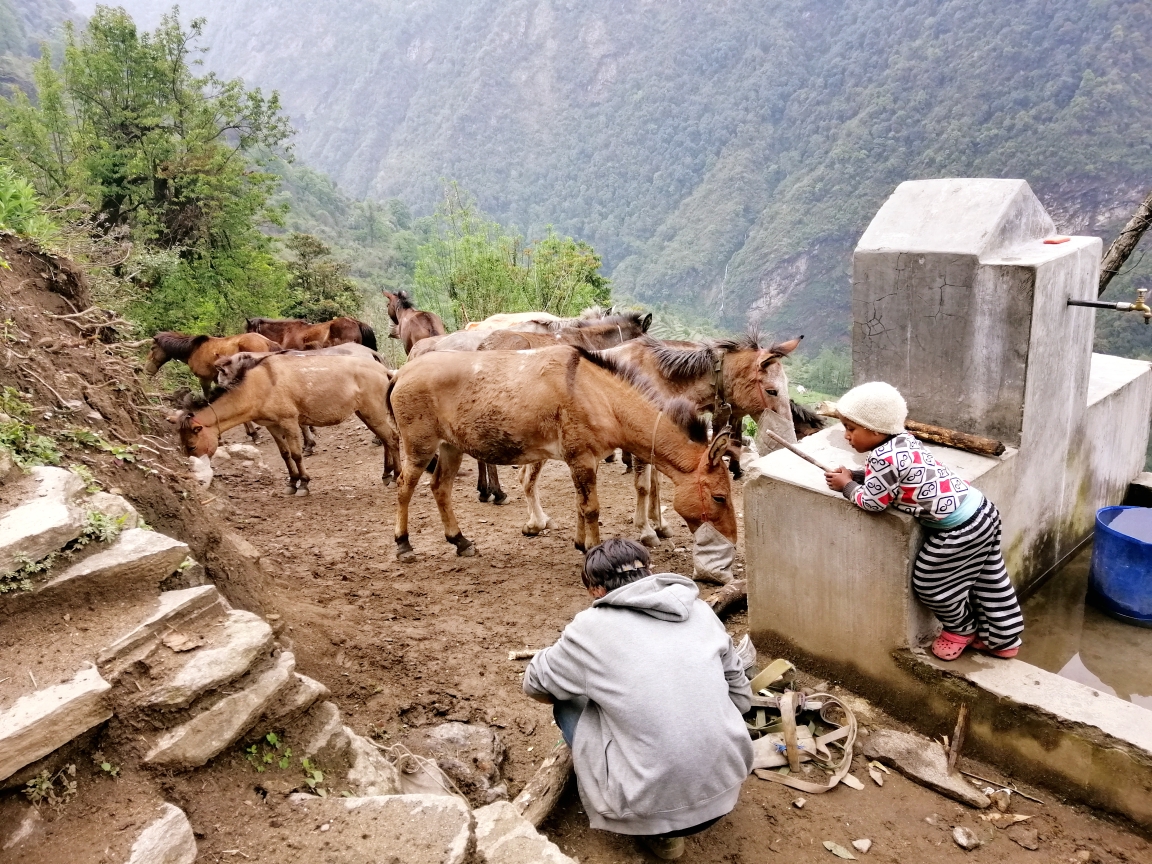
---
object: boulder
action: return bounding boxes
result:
[474,800,577,864]
[295,700,351,763]
[0,665,111,782]
[126,802,197,864]
[145,651,295,769]
[86,491,140,529]
[862,729,991,808]
[144,610,274,709]
[345,729,403,796]
[41,529,189,594]
[250,673,330,735]
[0,467,85,572]
[287,794,472,864]
[98,585,225,669]
[403,722,508,805]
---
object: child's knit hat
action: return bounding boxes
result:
[837,381,907,435]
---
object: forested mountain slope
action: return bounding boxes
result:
[67,1,1152,344]
[0,0,79,90]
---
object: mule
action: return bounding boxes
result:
[383,291,448,354]
[418,311,654,504]
[386,345,735,562]
[168,354,397,494]
[245,316,378,351]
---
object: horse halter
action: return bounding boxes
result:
[711,349,735,431]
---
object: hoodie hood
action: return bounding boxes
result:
[592,573,699,621]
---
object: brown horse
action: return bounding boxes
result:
[168,354,397,494]
[386,345,735,562]
[420,311,654,504]
[384,291,447,354]
[245,316,377,351]
[145,332,282,397]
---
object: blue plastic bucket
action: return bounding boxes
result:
[1089,506,1152,628]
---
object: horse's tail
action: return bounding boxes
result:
[358,320,378,351]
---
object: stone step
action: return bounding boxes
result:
[125,802,197,864]
[97,585,228,675]
[245,672,329,740]
[0,665,111,782]
[144,650,295,769]
[474,801,577,864]
[293,699,351,764]
[0,467,85,573]
[287,794,472,864]
[140,610,274,711]
[40,528,189,596]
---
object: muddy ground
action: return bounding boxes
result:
[6,418,1150,864]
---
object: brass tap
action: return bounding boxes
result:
[1116,288,1152,324]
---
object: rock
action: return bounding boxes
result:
[862,730,991,808]
[41,529,190,594]
[98,586,225,670]
[990,788,1011,811]
[86,491,139,529]
[952,826,981,850]
[225,443,263,463]
[296,700,351,763]
[345,729,403,796]
[1073,850,1091,863]
[793,797,806,809]
[1007,825,1040,850]
[161,558,207,591]
[1,805,43,851]
[404,722,508,806]
[145,610,274,709]
[251,673,329,734]
[287,794,472,864]
[0,665,111,782]
[0,467,85,572]
[474,800,576,864]
[852,839,872,854]
[189,455,212,488]
[145,651,295,769]
[0,448,14,483]
[222,531,262,565]
[126,802,197,864]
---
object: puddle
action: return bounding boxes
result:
[1018,545,1152,709]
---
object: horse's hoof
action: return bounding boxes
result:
[491,491,508,505]
[397,550,418,563]
[639,531,660,548]
[478,492,492,503]
[303,448,315,458]
[604,452,616,463]
[522,524,543,537]
[382,476,396,487]
[623,466,633,474]
[545,518,557,530]
[574,541,586,553]
[655,526,673,539]
[457,543,477,558]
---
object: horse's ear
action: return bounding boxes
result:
[708,427,732,467]
[641,312,653,332]
[189,422,203,434]
[768,336,803,359]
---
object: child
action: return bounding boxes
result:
[823,381,1024,661]
[523,539,753,860]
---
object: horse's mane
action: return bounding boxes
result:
[645,331,789,380]
[395,291,416,310]
[790,400,826,430]
[153,332,210,361]
[221,351,277,388]
[576,348,708,444]
[247,317,308,328]
[547,310,647,333]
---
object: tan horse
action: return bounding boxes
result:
[386,345,735,562]
[145,332,281,397]
[245,316,377,351]
[168,354,397,495]
[383,291,447,354]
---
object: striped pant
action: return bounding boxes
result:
[912,499,1024,650]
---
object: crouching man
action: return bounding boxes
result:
[523,539,753,859]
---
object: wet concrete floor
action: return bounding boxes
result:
[1018,545,1152,709]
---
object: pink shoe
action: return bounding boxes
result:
[972,639,1019,658]
[931,631,975,661]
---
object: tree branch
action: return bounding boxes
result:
[1100,186,1152,296]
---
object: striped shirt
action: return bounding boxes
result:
[841,433,980,527]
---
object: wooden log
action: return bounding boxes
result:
[905,420,1006,458]
[513,740,573,827]
[947,703,970,775]
[705,580,747,619]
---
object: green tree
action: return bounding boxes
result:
[0,7,292,333]
[283,232,361,321]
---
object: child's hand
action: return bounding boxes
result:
[825,466,854,492]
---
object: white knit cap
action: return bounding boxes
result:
[836,381,907,435]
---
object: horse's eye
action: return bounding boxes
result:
[712,495,727,505]
[766,389,778,397]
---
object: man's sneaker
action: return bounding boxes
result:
[642,836,685,860]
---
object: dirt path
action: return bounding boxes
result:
[189,420,1149,863]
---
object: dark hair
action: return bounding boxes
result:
[582,538,652,593]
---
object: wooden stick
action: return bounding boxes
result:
[947,703,969,775]
[959,770,1047,805]
[904,421,1006,458]
[759,428,838,473]
[705,580,747,619]
[513,740,574,827]
[508,649,540,661]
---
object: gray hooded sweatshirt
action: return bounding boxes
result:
[523,573,753,836]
